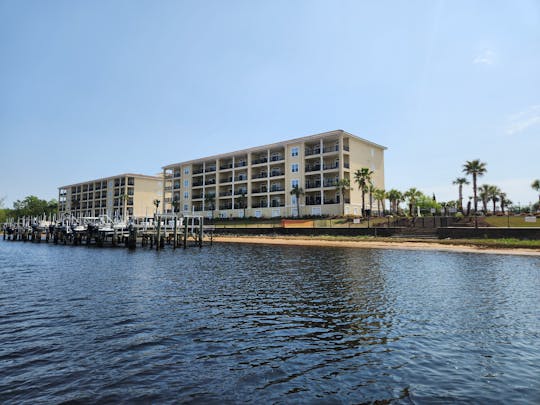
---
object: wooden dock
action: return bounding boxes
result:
[2,214,214,250]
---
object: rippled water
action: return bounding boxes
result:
[0,241,539,404]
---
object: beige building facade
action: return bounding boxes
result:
[162,130,386,218]
[58,173,162,218]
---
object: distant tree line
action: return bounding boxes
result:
[0,195,58,223]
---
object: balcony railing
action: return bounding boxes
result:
[252,188,267,194]
[344,162,350,168]
[270,186,285,192]
[323,163,339,170]
[234,190,248,195]
[220,204,233,210]
[323,145,339,153]
[193,168,204,175]
[344,145,350,151]
[192,194,204,200]
[305,199,322,205]
[305,182,321,189]
[270,171,284,177]
[252,202,267,208]
[235,161,247,168]
[192,181,203,187]
[270,155,284,162]
[323,180,338,187]
[205,166,216,173]
[220,163,233,170]
[270,202,285,207]
[252,172,267,179]
[305,165,321,172]
[305,148,321,156]
[234,176,248,182]
[205,179,216,185]
[220,177,233,183]
[252,157,268,165]
[219,191,232,197]
[323,199,337,204]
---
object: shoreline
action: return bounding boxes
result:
[212,235,540,256]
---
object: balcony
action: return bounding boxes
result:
[220,203,233,210]
[270,155,284,162]
[193,168,204,175]
[305,165,321,173]
[305,182,321,189]
[205,178,216,185]
[305,148,321,156]
[192,194,204,200]
[235,161,247,168]
[270,171,284,177]
[220,163,233,170]
[270,186,285,192]
[323,163,339,170]
[323,145,339,153]
[205,166,216,173]
[344,145,350,151]
[252,201,267,208]
[344,162,350,169]
[323,198,337,204]
[234,175,248,182]
[192,181,204,187]
[270,201,285,207]
[252,172,268,179]
[219,191,232,197]
[323,180,338,188]
[220,176,233,184]
[305,198,322,205]
[252,157,268,165]
[252,187,267,194]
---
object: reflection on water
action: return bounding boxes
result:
[0,242,539,403]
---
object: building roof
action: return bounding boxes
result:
[58,173,162,189]
[162,129,387,169]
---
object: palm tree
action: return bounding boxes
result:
[452,177,469,213]
[290,185,305,217]
[204,193,216,219]
[478,184,491,214]
[462,160,487,214]
[487,185,501,214]
[353,168,373,216]
[499,192,510,215]
[171,199,180,213]
[532,179,540,208]
[153,199,160,215]
[237,192,247,218]
[404,188,422,216]
[373,188,386,216]
[386,189,403,215]
[335,178,351,216]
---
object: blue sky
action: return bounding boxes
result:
[1,0,539,209]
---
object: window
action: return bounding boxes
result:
[184,191,189,199]
[184,167,190,175]
[291,147,299,157]
[291,164,299,173]
[184,179,189,188]
[183,204,189,211]
[291,195,297,205]
[291,179,299,188]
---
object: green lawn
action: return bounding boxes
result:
[483,216,540,228]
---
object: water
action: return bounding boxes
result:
[0,241,539,404]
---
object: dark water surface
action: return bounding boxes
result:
[0,241,539,404]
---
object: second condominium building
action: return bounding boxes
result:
[162,130,386,218]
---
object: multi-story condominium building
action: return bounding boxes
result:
[162,130,386,218]
[58,173,162,218]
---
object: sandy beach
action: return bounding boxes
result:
[213,235,540,257]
